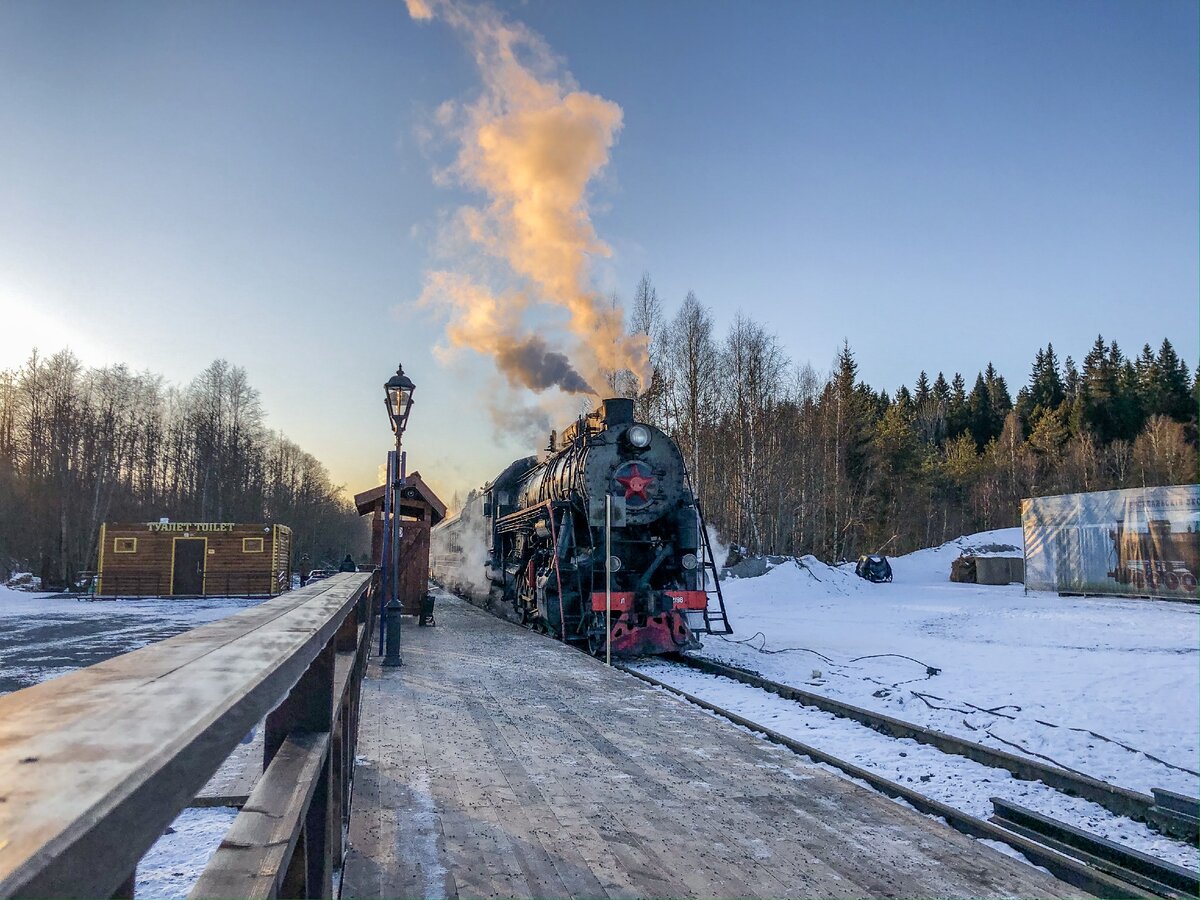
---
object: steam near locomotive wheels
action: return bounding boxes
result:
[430,398,731,656]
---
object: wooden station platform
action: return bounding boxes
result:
[342,595,1083,899]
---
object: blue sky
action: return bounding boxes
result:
[1,0,1196,503]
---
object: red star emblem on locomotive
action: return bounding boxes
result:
[616,463,654,501]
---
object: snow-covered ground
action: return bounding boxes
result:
[5,534,1198,889]
[699,528,1199,799]
[0,586,263,897]
[630,527,1198,870]
[0,585,264,693]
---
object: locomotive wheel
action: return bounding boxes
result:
[1182,574,1198,590]
[1165,573,1180,590]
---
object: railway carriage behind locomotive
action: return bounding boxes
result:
[431,398,731,655]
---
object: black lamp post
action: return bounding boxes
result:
[382,365,415,668]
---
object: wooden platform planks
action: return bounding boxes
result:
[342,595,1086,900]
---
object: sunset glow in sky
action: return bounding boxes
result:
[2,0,1196,503]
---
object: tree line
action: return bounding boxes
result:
[0,350,367,587]
[617,274,1198,561]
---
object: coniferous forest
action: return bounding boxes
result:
[0,351,367,587]
[619,276,1199,561]
[3,283,1197,588]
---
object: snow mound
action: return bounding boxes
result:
[723,554,867,598]
[889,527,1023,586]
[3,572,43,592]
[719,527,1024,595]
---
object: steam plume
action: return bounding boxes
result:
[410,0,649,397]
[497,336,592,394]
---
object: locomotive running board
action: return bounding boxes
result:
[494,500,570,535]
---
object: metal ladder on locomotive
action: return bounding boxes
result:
[684,464,733,635]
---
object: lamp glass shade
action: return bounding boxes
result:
[384,367,416,433]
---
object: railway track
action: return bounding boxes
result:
[617,655,1199,900]
[663,652,1197,837]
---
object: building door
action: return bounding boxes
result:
[172,539,207,595]
[397,521,430,615]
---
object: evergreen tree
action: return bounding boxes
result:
[914,371,931,406]
[1114,358,1144,441]
[948,373,968,438]
[1154,339,1192,422]
[984,363,1012,419]
[967,373,994,450]
[1135,343,1158,414]
[1078,335,1119,442]
[1021,343,1065,426]
[1063,356,1080,408]
[932,372,951,405]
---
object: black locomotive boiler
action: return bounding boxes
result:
[430,398,731,655]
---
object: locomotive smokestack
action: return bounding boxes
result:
[600,398,634,426]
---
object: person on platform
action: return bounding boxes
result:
[339,554,357,573]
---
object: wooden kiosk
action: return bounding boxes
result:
[96,521,292,597]
[354,472,445,614]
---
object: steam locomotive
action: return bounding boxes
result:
[430,398,731,655]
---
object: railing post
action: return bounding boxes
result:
[109,871,135,899]
[329,607,358,866]
[265,637,335,898]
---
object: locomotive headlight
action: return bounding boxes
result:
[681,553,698,570]
[627,424,651,448]
[608,555,623,572]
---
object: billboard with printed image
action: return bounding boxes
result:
[1022,485,1199,600]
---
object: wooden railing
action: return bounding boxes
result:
[0,571,378,899]
[96,570,287,597]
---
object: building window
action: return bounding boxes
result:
[114,537,137,553]
[243,537,264,553]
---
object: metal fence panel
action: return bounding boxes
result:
[1022,485,1199,600]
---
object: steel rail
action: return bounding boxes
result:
[618,662,1159,900]
[664,652,1164,823]
[990,799,1198,900]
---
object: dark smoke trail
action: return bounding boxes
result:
[497,336,595,394]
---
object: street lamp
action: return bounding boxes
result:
[384,365,415,436]
[382,364,415,668]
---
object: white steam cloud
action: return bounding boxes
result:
[409,0,649,402]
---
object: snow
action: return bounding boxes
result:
[5,530,1198,888]
[636,526,1199,870]
[136,807,239,899]
[0,586,265,693]
[630,661,1199,871]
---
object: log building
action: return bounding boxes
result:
[96,521,292,597]
[354,472,445,614]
